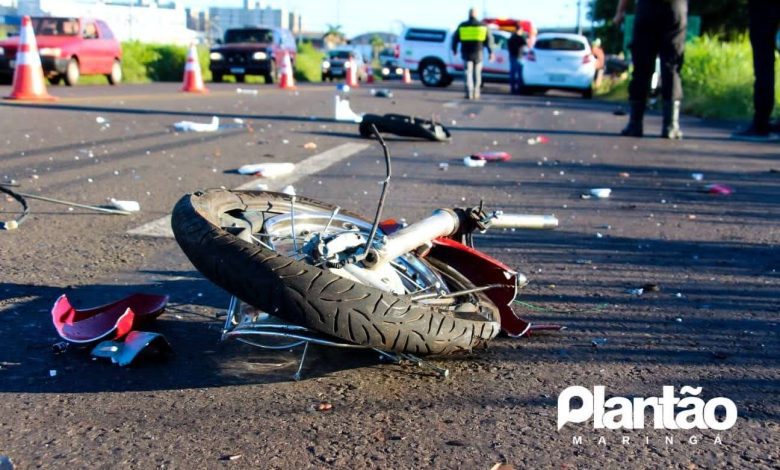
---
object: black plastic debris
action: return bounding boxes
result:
[359,113,451,142]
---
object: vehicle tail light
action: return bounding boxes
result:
[394,44,400,58]
[582,54,593,64]
[525,50,536,62]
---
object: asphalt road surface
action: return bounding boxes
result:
[0,81,778,469]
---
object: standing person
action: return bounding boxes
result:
[452,8,494,100]
[733,0,780,140]
[614,0,688,139]
[507,25,527,94]
[591,38,606,88]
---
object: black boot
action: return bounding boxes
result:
[661,100,683,139]
[620,100,645,137]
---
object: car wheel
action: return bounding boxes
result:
[582,87,593,99]
[107,60,122,85]
[48,75,62,85]
[419,59,447,87]
[212,73,223,83]
[235,74,246,83]
[64,58,80,86]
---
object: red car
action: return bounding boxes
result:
[0,17,122,86]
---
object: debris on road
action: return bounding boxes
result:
[52,293,168,343]
[527,135,549,145]
[91,331,172,367]
[49,369,57,377]
[281,185,296,196]
[626,287,644,296]
[0,184,30,229]
[463,156,487,167]
[219,454,243,461]
[173,116,219,133]
[703,184,733,196]
[587,188,611,199]
[591,338,608,347]
[95,116,108,124]
[334,95,363,123]
[370,88,394,98]
[315,402,333,412]
[303,142,318,150]
[618,171,630,178]
[1,184,132,216]
[109,198,141,212]
[236,88,258,95]
[237,162,295,178]
[470,151,511,162]
[52,341,69,354]
[642,283,661,292]
[691,172,704,181]
[438,162,449,171]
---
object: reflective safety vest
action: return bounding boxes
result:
[458,25,488,42]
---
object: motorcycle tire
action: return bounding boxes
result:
[171,189,500,355]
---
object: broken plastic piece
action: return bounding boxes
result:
[91,331,172,367]
[334,95,363,123]
[471,151,511,162]
[463,156,487,167]
[691,172,704,181]
[370,88,393,98]
[109,198,140,212]
[588,188,611,198]
[51,293,168,343]
[281,185,296,196]
[704,184,733,196]
[237,162,295,178]
[626,288,644,296]
[173,116,219,132]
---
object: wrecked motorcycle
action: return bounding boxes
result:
[171,132,559,367]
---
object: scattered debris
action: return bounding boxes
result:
[281,185,296,196]
[0,184,30,229]
[237,162,295,178]
[95,116,108,124]
[52,293,168,343]
[91,331,172,367]
[691,172,704,181]
[470,151,511,162]
[675,292,684,298]
[334,95,363,123]
[642,283,660,292]
[303,142,318,150]
[626,288,644,296]
[588,188,611,199]
[703,184,733,196]
[527,135,549,145]
[219,454,243,461]
[52,341,69,354]
[49,369,57,377]
[591,338,608,347]
[236,88,258,95]
[575,259,592,265]
[618,171,630,178]
[173,116,219,133]
[463,156,487,167]
[370,88,393,98]
[438,162,449,171]
[109,198,141,212]
[1,185,131,216]
[316,402,333,412]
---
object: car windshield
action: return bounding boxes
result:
[224,29,273,44]
[329,51,352,59]
[535,38,586,51]
[32,17,79,36]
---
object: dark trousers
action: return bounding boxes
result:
[748,0,780,131]
[509,57,523,93]
[628,0,687,103]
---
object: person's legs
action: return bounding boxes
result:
[474,61,483,99]
[622,3,659,137]
[509,59,520,93]
[658,0,687,139]
[749,0,779,132]
[465,60,475,99]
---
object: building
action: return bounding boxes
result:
[208,4,301,41]
[14,0,201,44]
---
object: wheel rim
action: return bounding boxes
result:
[422,64,441,85]
[67,61,79,84]
[112,62,121,82]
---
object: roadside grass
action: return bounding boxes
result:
[597,35,780,120]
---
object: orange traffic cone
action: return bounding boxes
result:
[346,58,359,88]
[181,43,208,93]
[4,16,57,101]
[402,68,412,85]
[278,51,296,90]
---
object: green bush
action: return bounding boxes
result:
[294,40,325,82]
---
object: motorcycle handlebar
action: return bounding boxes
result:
[490,213,558,230]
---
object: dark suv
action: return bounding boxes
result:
[209,26,296,83]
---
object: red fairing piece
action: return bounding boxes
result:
[51,293,168,343]
[471,151,511,162]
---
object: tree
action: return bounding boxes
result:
[590,0,750,53]
[369,34,385,61]
[323,24,346,49]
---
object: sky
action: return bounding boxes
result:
[181,0,589,37]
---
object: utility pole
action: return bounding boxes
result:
[576,0,582,35]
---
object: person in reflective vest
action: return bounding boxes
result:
[452,8,495,100]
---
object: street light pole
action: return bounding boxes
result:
[576,0,582,35]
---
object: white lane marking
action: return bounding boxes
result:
[127,142,371,238]
[443,100,461,108]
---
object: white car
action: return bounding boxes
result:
[521,33,595,98]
